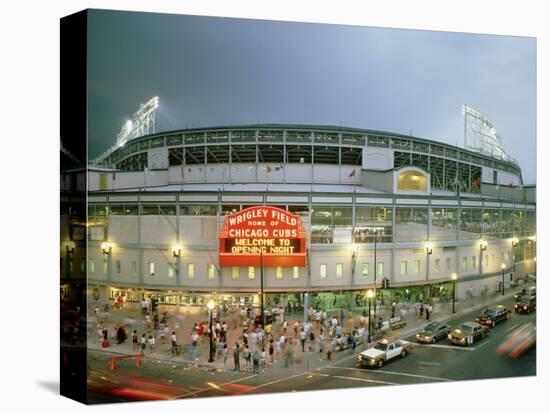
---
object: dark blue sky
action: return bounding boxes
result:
[88,9,536,183]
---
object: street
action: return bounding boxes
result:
[87,295,535,403]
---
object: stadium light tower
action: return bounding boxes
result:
[94,96,160,164]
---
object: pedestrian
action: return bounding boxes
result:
[419,303,424,319]
[170,331,177,355]
[243,345,251,370]
[268,339,274,364]
[140,333,146,352]
[132,330,139,352]
[319,332,325,357]
[308,330,315,351]
[300,329,306,352]
[116,324,127,344]
[222,343,228,366]
[391,302,396,319]
[293,321,299,339]
[252,350,260,373]
[233,342,240,371]
[327,341,333,361]
[147,335,155,354]
[426,304,431,321]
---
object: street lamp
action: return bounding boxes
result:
[207,299,215,363]
[479,239,487,276]
[101,241,114,255]
[64,241,75,277]
[426,242,433,299]
[171,245,182,284]
[260,249,265,331]
[451,273,457,314]
[501,263,505,296]
[366,289,374,343]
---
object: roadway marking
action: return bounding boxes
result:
[418,361,441,367]
[506,324,519,332]
[331,375,398,386]
[325,365,452,382]
[238,372,307,393]
[175,374,257,398]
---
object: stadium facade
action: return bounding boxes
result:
[61,124,536,312]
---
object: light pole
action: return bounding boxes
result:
[207,299,215,363]
[367,289,374,343]
[101,242,114,281]
[451,273,457,314]
[501,263,505,296]
[479,239,487,276]
[172,245,182,285]
[372,229,380,331]
[260,249,265,330]
[426,242,433,300]
[65,241,75,278]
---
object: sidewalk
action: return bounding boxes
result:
[87,291,516,375]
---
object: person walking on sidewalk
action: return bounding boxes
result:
[391,302,396,319]
[268,339,274,365]
[419,303,424,319]
[233,342,241,371]
[252,350,260,373]
[132,330,139,352]
[222,343,228,367]
[170,331,177,355]
[327,341,333,362]
[426,304,431,321]
[243,345,252,370]
[300,328,306,352]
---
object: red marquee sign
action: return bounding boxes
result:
[219,206,307,267]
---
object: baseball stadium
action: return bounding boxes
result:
[60,100,536,314]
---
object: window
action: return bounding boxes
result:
[413,260,420,274]
[446,258,451,271]
[208,263,216,279]
[400,261,408,275]
[471,256,476,269]
[377,262,384,277]
[336,263,343,279]
[80,260,85,273]
[320,264,327,279]
[68,257,74,273]
[276,266,283,279]
[89,259,95,274]
[148,262,155,276]
[293,266,300,279]
[131,261,137,276]
[116,260,121,274]
[248,266,255,279]
[397,170,427,191]
[232,266,239,280]
[434,259,440,272]
[168,263,175,278]
[187,263,194,279]
[462,257,467,270]
[362,263,369,278]
[103,258,108,274]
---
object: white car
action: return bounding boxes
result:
[357,339,413,368]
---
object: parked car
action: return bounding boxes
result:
[415,322,452,344]
[514,286,536,301]
[357,339,413,368]
[514,296,536,314]
[448,321,489,346]
[475,305,511,327]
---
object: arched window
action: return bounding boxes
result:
[398,170,427,191]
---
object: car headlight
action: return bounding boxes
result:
[524,306,527,310]
[461,337,466,343]
[448,334,452,340]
